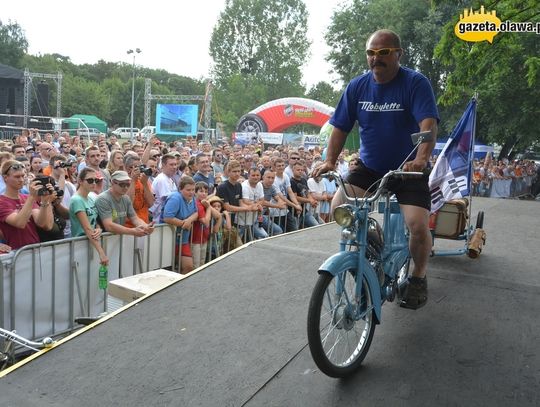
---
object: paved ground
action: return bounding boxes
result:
[1,197,539,407]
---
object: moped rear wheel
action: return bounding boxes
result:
[307,271,375,378]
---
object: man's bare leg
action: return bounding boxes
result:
[400,204,431,278]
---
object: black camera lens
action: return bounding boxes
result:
[139,165,153,176]
[54,187,64,198]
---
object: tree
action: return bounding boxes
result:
[435,0,540,157]
[325,0,461,93]
[61,74,108,119]
[306,81,341,107]
[209,0,309,132]
[0,20,28,68]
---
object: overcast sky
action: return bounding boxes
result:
[2,0,344,88]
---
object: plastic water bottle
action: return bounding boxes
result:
[99,264,108,289]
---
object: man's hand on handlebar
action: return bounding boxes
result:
[312,161,335,178]
[402,158,428,172]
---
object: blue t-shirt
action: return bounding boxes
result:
[330,66,439,173]
[193,172,215,195]
[162,191,197,244]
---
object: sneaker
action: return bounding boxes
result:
[399,276,428,310]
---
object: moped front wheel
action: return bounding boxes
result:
[307,271,376,378]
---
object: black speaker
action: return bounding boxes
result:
[36,81,49,116]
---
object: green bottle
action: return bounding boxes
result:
[99,264,108,289]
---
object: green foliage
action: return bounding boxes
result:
[210,0,309,85]
[306,81,341,107]
[209,0,309,132]
[15,51,206,130]
[435,0,540,156]
[0,20,28,68]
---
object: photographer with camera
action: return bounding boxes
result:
[0,160,55,250]
[123,154,154,226]
[45,155,75,238]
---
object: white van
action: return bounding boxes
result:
[140,126,156,139]
[112,127,139,139]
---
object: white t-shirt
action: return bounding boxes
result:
[237,180,264,226]
[272,173,291,217]
[61,181,76,237]
[307,177,326,214]
[150,173,177,222]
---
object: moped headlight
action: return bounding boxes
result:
[334,205,355,228]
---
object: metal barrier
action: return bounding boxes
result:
[473,175,536,198]
[1,210,331,343]
[1,224,174,342]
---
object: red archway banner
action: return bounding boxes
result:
[236,97,334,133]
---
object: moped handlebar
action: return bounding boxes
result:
[322,170,425,205]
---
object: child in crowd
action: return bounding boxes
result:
[162,176,198,274]
[191,182,221,269]
[207,195,233,257]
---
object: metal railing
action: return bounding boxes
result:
[1,207,332,347]
[472,175,537,198]
[1,224,175,343]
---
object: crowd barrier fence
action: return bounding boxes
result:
[1,224,174,343]
[1,205,333,345]
[473,176,537,199]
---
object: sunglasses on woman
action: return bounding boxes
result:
[3,163,24,175]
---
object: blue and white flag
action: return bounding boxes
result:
[428,99,476,213]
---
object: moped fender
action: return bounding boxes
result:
[318,251,382,323]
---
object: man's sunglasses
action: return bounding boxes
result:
[114,181,131,188]
[365,48,401,57]
[84,178,103,184]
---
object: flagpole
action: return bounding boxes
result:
[466,93,479,246]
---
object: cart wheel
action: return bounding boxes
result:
[475,211,484,229]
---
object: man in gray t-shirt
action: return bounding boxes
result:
[95,171,155,237]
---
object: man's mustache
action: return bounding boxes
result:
[371,61,386,68]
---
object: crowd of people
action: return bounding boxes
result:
[3,128,538,273]
[0,129,357,273]
[470,156,539,198]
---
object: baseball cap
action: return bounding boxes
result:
[111,170,131,182]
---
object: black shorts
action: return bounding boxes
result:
[345,160,431,211]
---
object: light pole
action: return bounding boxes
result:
[127,48,141,141]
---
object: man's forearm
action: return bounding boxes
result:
[416,119,438,163]
[103,220,137,235]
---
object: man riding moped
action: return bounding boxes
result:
[314,29,439,309]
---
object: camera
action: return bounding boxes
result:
[139,165,153,176]
[54,186,64,198]
[34,176,53,196]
